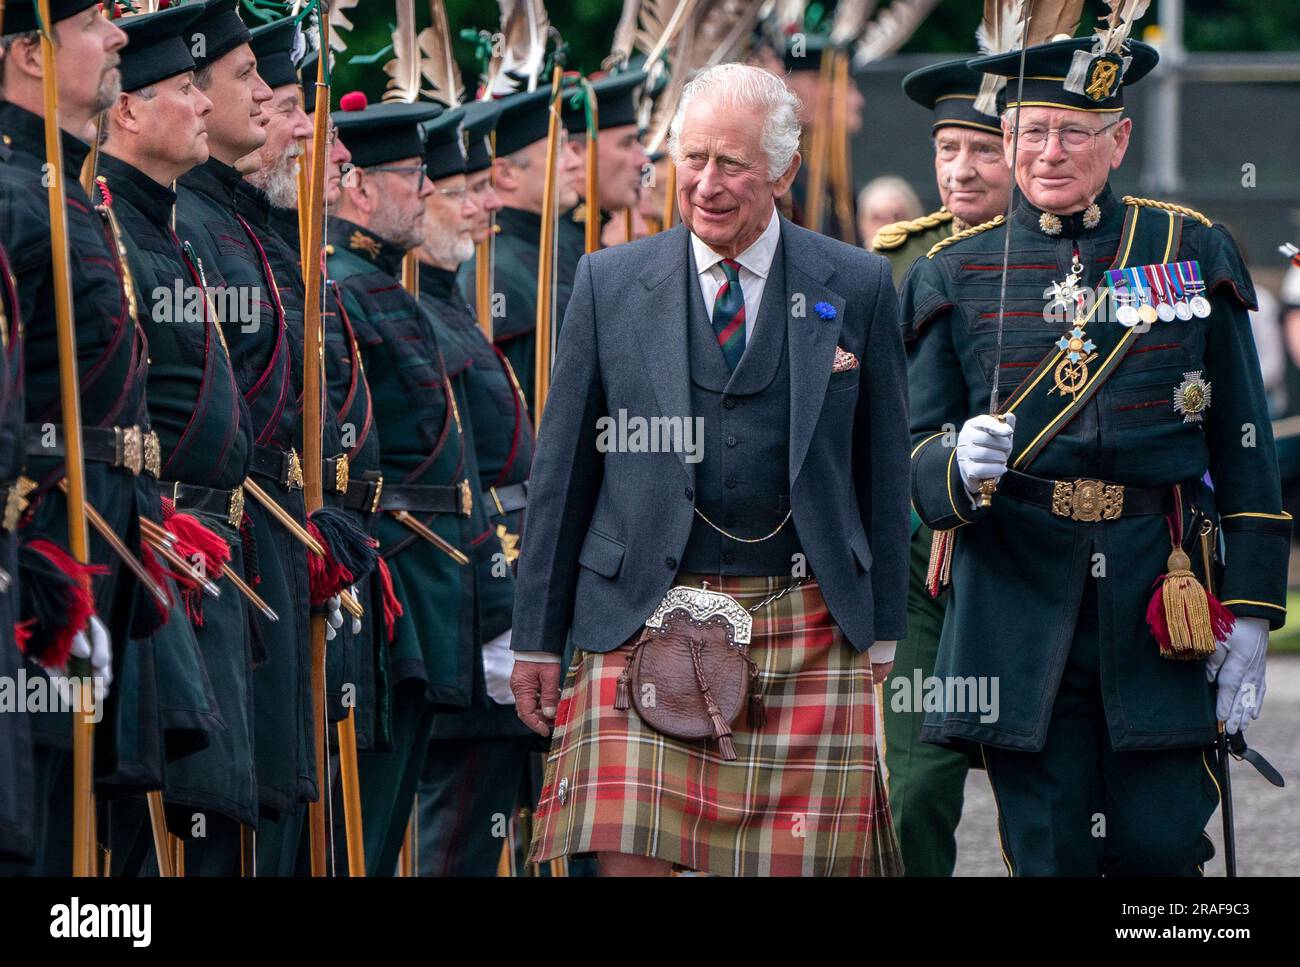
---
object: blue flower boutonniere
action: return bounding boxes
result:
[814,301,836,320]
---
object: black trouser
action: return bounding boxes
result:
[981,580,1219,876]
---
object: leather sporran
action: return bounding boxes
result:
[613,584,765,761]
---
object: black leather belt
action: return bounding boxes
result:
[249,444,303,491]
[1000,470,1179,521]
[343,471,384,514]
[26,423,161,477]
[166,480,245,527]
[483,481,528,516]
[376,479,473,517]
[323,454,350,495]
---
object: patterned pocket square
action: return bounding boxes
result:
[832,346,859,373]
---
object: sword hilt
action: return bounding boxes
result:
[975,414,1010,508]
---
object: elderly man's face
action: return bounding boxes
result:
[934,126,1011,227]
[421,172,475,269]
[1005,106,1130,214]
[596,123,649,212]
[675,96,800,258]
[130,71,212,176]
[365,157,433,251]
[465,168,502,245]
[860,188,913,252]
[245,84,311,207]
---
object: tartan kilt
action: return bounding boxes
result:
[528,573,903,876]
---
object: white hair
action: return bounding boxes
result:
[667,63,802,181]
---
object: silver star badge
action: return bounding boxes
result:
[1173,371,1212,423]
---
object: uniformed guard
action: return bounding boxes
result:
[326,96,478,876]
[0,0,156,874]
[411,105,543,876]
[904,16,1289,874]
[0,145,33,868]
[96,3,258,876]
[559,69,650,259]
[240,16,377,874]
[873,52,1012,877]
[173,0,329,876]
[464,86,582,419]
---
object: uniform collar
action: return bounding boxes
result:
[328,215,408,277]
[235,179,272,229]
[97,152,177,228]
[0,101,91,176]
[691,206,781,279]
[418,262,461,301]
[496,206,542,241]
[1013,182,1123,240]
[180,156,243,206]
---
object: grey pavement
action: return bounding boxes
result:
[950,654,1300,876]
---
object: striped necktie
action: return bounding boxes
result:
[711,258,746,372]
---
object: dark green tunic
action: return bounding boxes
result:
[904,185,1290,754]
[177,159,315,818]
[99,152,257,831]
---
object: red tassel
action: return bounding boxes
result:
[20,540,105,669]
[163,512,231,627]
[306,519,355,605]
[375,556,403,643]
[13,620,33,654]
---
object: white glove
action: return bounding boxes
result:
[68,615,112,705]
[956,413,1016,498]
[481,629,516,705]
[349,585,362,635]
[325,594,344,641]
[1206,615,1268,735]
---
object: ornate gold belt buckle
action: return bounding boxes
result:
[228,486,245,527]
[117,425,144,475]
[3,476,35,531]
[287,448,305,490]
[1051,478,1124,521]
[459,479,473,517]
[143,431,162,478]
[334,454,350,494]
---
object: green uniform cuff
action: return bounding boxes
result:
[911,432,983,531]
[1218,513,1292,630]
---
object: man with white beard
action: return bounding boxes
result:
[412,107,545,876]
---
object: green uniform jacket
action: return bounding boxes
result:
[100,152,259,829]
[0,104,159,792]
[419,264,538,741]
[327,219,477,709]
[177,160,315,815]
[904,185,1290,753]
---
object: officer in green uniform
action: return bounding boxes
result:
[462,87,582,419]
[96,4,257,875]
[904,34,1289,875]
[0,165,33,867]
[872,58,1012,876]
[559,70,650,267]
[410,104,546,875]
[176,0,333,876]
[327,96,479,875]
[0,0,160,874]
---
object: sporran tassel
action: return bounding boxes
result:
[1146,487,1234,660]
[926,527,954,597]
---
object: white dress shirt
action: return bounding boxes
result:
[691,206,781,347]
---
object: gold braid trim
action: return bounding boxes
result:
[872,208,954,251]
[1121,195,1213,228]
[925,214,1005,259]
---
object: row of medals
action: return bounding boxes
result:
[1110,262,1212,326]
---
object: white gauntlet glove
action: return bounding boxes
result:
[956,413,1016,501]
[1207,615,1268,735]
[63,615,112,707]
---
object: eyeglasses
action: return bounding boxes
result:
[435,185,468,200]
[368,163,428,183]
[1016,120,1121,152]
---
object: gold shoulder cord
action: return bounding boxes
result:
[925,214,1006,259]
[1121,195,1213,228]
[95,185,140,325]
[871,208,954,251]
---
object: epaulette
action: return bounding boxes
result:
[872,208,953,251]
[1121,195,1212,228]
[925,215,1004,259]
